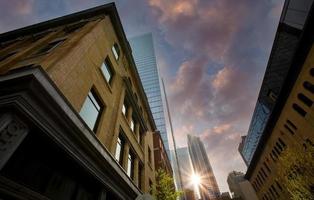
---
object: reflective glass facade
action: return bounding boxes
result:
[241,0,314,166]
[241,101,270,165]
[129,33,170,157]
[187,135,220,200]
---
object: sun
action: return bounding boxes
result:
[191,174,201,186]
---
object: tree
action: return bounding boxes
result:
[277,141,314,200]
[151,168,182,200]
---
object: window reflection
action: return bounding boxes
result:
[79,91,102,132]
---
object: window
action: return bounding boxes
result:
[286,120,297,130]
[278,138,286,148]
[64,21,87,33]
[138,164,143,190]
[115,135,124,164]
[139,127,145,147]
[79,90,102,132]
[273,146,280,155]
[112,43,120,60]
[275,180,283,191]
[261,167,268,178]
[292,103,307,117]
[122,104,127,115]
[263,161,271,173]
[34,39,65,55]
[303,81,314,93]
[32,30,52,41]
[284,124,295,135]
[127,152,134,178]
[276,142,283,151]
[101,58,114,83]
[130,118,135,132]
[148,147,152,164]
[270,153,276,162]
[298,93,313,107]
[310,68,314,76]
[268,90,277,102]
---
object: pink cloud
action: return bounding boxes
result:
[212,124,232,135]
[212,67,232,91]
[15,0,34,15]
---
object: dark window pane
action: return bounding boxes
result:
[303,81,314,93]
[292,103,307,117]
[286,120,297,130]
[310,68,314,77]
[298,93,313,107]
[35,39,65,55]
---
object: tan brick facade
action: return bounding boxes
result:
[0,9,156,194]
[249,44,314,200]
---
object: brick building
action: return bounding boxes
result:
[245,0,314,199]
[153,131,172,175]
[0,3,158,199]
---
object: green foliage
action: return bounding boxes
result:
[277,143,314,200]
[151,168,183,200]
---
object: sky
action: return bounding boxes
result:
[0,0,285,193]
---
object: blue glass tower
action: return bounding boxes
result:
[129,33,170,157]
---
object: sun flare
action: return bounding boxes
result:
[191,174,201,186]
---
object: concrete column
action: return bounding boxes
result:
[134,157,139,186]
[122,142,130,170]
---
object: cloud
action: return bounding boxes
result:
[0,0,285,193]
[153,0,285,192]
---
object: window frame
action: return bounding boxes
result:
[127,151,134,179]
[79,89,103,133]
[115,134,124,165]
[130,118,135,132]
[101,57,115,84]
[112,43,120,60]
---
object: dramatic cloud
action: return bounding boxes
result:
[147,0,285,192]
[0,0,285,193]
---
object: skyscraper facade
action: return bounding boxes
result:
[187,135,220,200]
[240,0,314,166]
[176,147,194,190]
[245,0,314,199]
[129,33,170,157]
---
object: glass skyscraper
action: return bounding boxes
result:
[187,135,220,200]
[241,101,270,165]
[129,33,170,157]
[240,0,313,166]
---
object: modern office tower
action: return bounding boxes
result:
[176,147,198,200]
[176,147,194,191]
[187,135,220,200]
[245,0,314,199]
[0,3,158,199]
[240,0,314,166]
[227,171,258,200]
[129,33,171,158]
